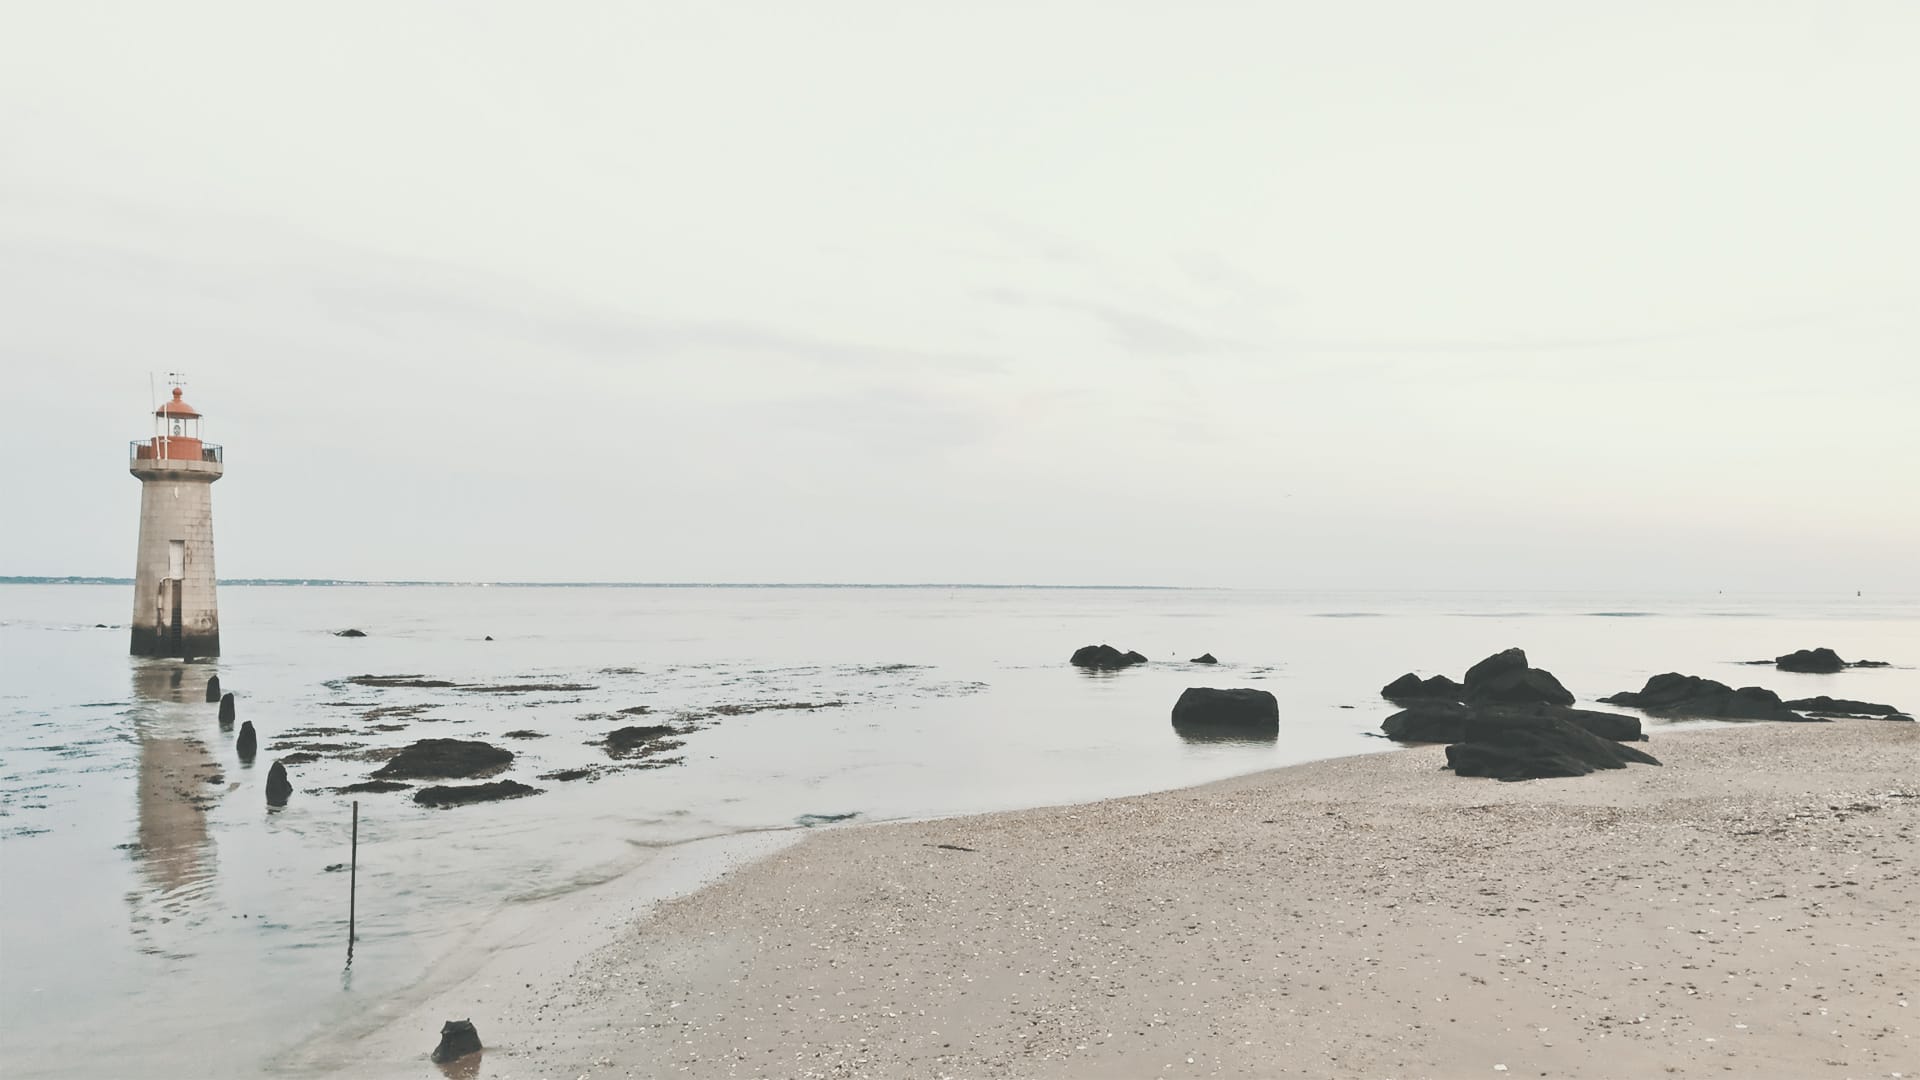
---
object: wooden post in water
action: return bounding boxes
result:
[347,800,358,966]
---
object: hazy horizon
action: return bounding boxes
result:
[3,2,1915,591]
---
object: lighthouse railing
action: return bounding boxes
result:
[130,440,223,464]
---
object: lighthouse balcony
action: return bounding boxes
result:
[130,439,224,480]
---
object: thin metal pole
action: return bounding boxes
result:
[347,800,359,965]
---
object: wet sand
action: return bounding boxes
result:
[319,720,1918,1079]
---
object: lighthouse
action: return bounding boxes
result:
[129,384,224,657]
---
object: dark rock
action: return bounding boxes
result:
[218,691,236,727]
[1784,695,1909,719]
[1445,711,1661,781]
[266,761,292,806]
[334,628,367,638]
[1461,647,1530,691]
[335,779,411,794]
[1470,665,1575,706]
[1189,653,1219,665]
[797,812,859,826]
[605,725,683,758]
[205,675,222,703]
[1776,647,1846,673]
[1600,673,1809,721]
[372,738,513,780]
[1382,702,1643,744]
[235,721,257,762]
[1170,687,1278,739]
[1071,644,1148,670]
[484,635,494,641]
[430,1019,482,1064]
[500,729,547,739]
[1381,673,1466,702]
[1850,659,1891,668]
[414,780,539,807]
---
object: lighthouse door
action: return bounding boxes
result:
[169,541,186,579]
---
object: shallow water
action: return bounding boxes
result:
[2,584,1916,1078]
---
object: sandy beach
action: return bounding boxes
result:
[319,719,1917,1079]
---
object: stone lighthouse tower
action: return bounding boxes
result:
[129,383,224,657]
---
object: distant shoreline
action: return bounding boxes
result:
[0,577,1191,590]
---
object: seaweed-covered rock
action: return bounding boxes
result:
[1071,644,1148,670]
[1381,673,1466,702]
[1383,702,1643,744]
[1170,687,1278,739]
[372,738,513,780]
[605,725,682,757]
[1776,647,1846,673]
[1445,711,1661,781]
[414,780,539,807]
[1600,673,1808,721]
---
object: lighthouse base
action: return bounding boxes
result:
[130,625,221,659]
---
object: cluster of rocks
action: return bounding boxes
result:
[1070,644,1148,670]
[1598,674,1810,722]
[1379,648,1659,781]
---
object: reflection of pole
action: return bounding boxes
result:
[347,801,358,966]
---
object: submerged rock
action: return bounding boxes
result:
[205,675,222,703]
[218,691,236,727]
[1189,653,1219,665]
[414,780,539,807]
[604,725,682,758]
[1600,673,1809,722]
[1170,687,1278,739]
[1445,711,1661,781]
[430,1019,482,1063]
[334,628,368,638]
[1071,644,1148,670]
[266,761,293,806]
[372,738,513,780]
[334,779,411,794]
[1776,647,1847,673]
[235,721,257,762]
[1383,702,1643,744]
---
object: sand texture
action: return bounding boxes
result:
[352,721,1918,1079]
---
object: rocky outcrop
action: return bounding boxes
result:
[372,738,513,780]
[205,675,222,703]
[235,721,257,761]
[266,761,293,806]
[1171,687,1278,739]
[414,780,539,807]
[1776,647,1846,673]
[1072,644,1148,669]
[1445,711,1661,781]
[1785,696,1912,720]
[1383,702,1643,744]
[1189,653,1219,665]
[431,1020,482,1064]
[1381,673,1466,701]
[1600,673,1810,722]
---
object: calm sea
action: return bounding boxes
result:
[2,583,1916,1077]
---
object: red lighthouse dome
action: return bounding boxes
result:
[133,387,222,463]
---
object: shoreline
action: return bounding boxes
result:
[308,719,1917,1078]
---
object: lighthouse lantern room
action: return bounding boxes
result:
[129,382,224,657]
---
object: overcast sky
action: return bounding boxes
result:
[2,2,1915,589]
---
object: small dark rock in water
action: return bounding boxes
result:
[1785,695,1911,719]
[323,863,347,872]
[1381,673,1466,702]
[372,738,513,780]
[539,767,599,782]
[605,725,679,756]
[235,721,257,761]
[335,779,411,794]
[1850,659,1891,668]
[1776,647,1846,673]
[1600,673,1809,722]
[1445,711,1661,781]
[219,691,236,727]
[1189,653,1219,664]
[797,812,859,827]
[414,780,539,807]
[1383,702,1644,744]
[431,1019,482,1063]
[334,628,368,638]
[501,729,547,739]
[484,635,494,641]
[1171,687,1279,738]
[205,675,222,703]
[1071,644,1148,669]
[266,761,292,806]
